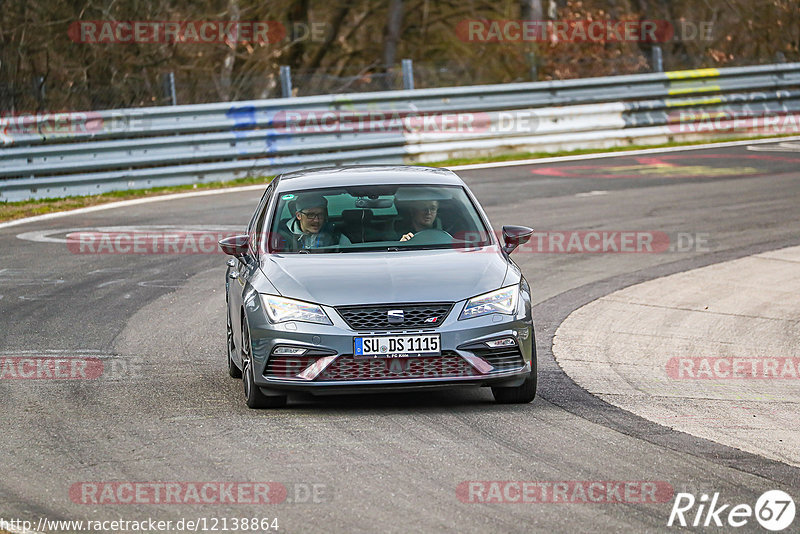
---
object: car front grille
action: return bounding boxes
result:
[335,303,453,331]
[470,346,525,372]
[317,352,477,381]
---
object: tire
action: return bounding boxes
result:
[241,319,287,409]
[226,310,242,378]
[492,367,537,404]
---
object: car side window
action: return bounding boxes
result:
[246,189,267,235]
[249,182,275,256]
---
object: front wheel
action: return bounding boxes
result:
[241,319,287,409]
[492,368,537,404]
[227,310,242,378]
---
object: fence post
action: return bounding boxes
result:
[651,46,664,72]
[34,75,46,107]
[162,72,177,106]
[526,51,538,81]
[401,59,414,90]
[280,66,293,98]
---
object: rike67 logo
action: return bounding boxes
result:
[668,490,795,531]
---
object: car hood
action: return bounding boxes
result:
[261,247,510,306]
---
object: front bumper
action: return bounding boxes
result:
[244,295,535,396]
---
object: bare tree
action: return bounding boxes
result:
[218,0,241,101]
[383,0,404,88]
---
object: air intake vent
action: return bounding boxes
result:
[470,347,525,372]
[317,353,476,381]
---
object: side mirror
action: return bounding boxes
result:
[219,234,250,257]
[502,225,533,254]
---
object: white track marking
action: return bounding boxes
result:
[0,279,64,286]
[96,279,127,288]
[747,141,800,152]
[575,190,609,198]
[137,280,182,289]
[86,268,128,275]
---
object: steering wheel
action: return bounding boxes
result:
[406,229,453,244]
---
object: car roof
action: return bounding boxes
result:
[273,165,464,191]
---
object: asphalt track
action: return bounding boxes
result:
[1,140,799,533]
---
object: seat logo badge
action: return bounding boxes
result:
[387,309,404,324]
[424,317,439,323]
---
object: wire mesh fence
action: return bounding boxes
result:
[0,52,793,115]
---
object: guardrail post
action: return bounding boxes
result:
[162,72,177,106]
[402,59,414,90]
[651,46,664,72]
[280,66,293,98]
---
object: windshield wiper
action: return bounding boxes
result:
[293,248,338,254]
[337,246,389,253]
[395,244,453,251]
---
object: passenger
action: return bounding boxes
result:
[397,200,440,241]
[285,193,351,250]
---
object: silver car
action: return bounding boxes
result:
[220,166,536,408]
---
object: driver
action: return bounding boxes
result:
[286,193,351,249]
[397,200,440,241]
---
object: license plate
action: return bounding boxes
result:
[354,334,441,358]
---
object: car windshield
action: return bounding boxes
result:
[268,184,492,253]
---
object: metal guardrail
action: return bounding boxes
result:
[1,63,799,201]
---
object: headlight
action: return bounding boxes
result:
[261,295,332,325]
[459,285,519,320]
